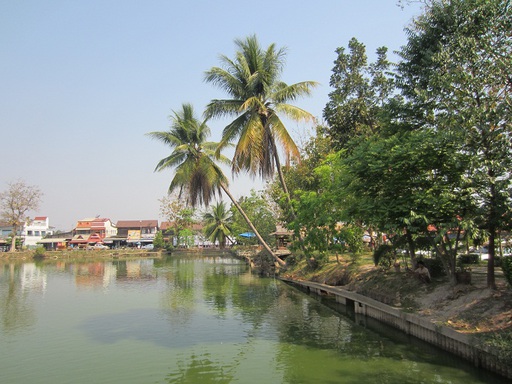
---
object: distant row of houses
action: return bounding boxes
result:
[0,216,194,251]
[0,216,295,252]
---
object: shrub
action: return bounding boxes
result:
[338,225,364,255]
[423,258,445,278]
[284,254,298,267]
[457,253,480,265]
[501,256,512,287]
[153,231,165,249]
[33,247,46,258]
[307,250,329,269]
[480,331,512,365]
[373,244,395,268]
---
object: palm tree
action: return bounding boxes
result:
[203,201,232,249]
[147,103,285,266]
[204,35,318,211]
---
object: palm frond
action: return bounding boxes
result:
[273,103,317,123]
[204,99,244,120]
[272,81,318,103]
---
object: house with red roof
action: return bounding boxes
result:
[69,217,117,247]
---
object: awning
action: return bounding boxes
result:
[102,237,126,244]
[38,238,69,244]
[239,232,256,238]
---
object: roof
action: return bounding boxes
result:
[116,220,158,228]
[270,225,294,237]
[69,234,89,243]
[38,238,69,244]
[160,221,172,230]
[76,218,113,229]
[160,221,202,231]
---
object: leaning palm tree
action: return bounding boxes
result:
[146,103,285,266]
[204,35,317,211]
[203,201,233,249]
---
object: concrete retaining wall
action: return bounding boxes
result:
[281,278,511,380]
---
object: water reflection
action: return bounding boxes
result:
[165,351,234,384]
[0,254,507,384]
[0,263,40,332]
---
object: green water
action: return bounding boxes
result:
[0,253,505,383]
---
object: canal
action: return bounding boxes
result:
[0,252,505,383]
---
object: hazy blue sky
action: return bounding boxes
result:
[1,0,423,231]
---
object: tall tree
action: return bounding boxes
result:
[332,126,473,283]
[147,103,285,266]
[266,124,333,223]
[204,35,317,215]
[159,193,195,246]
[203,201,233,249]
[396,0,512,288]
[324,38,394,150]
[0,180,43,252]
[229,189,276,247]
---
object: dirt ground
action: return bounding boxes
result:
[283,261,512,335]
[413,272,512,334]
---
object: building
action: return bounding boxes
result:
[113,220,159,247]
[21,216,53,249]
[69,218,117,247]
[0,221,13,251]
[270,225,293,257]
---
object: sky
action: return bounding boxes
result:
[1,0,424,231]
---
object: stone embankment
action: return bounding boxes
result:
[280,277,511,380]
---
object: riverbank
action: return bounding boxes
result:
[0,249,165,262]
[280,255,512,378]
[4,248,511,374]
[280,257,512,334]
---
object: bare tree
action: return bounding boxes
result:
[0,180,43,251]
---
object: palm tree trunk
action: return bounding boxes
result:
[269,135,295,217]
[220,183,286,267]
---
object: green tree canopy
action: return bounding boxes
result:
[230,189,276,247]
[324,38,394,150]
[396,0,512,288]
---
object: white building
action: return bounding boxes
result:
[22,216,53,249]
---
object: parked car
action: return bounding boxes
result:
[87,243,109,250]
[141,244,154,250]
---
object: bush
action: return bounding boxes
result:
[373,244,395,268]
[458,253,480,265]
[33,247,46,258]
[501,256,512,287]
[307,250,329,269]
[481,331,512,365]
[153,231,165,250]
[422,258,446,278]
[338,225,364,255]
[284,254,298,267]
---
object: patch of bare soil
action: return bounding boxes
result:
[415,281,512,333]
[339,265,512,335]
